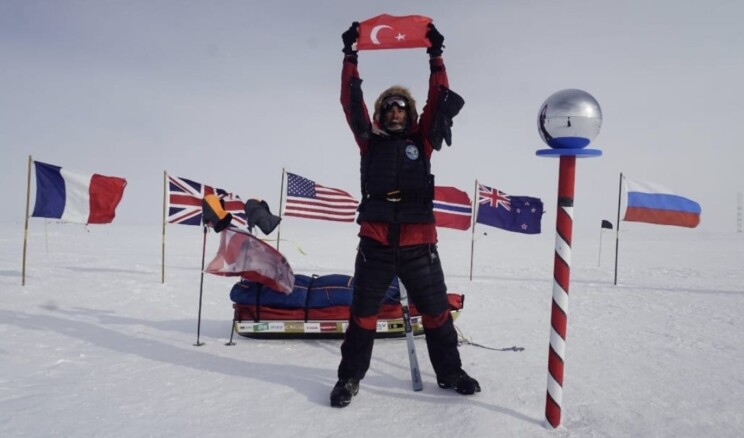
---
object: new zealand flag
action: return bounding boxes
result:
[476,183,543,234]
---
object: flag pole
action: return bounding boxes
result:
[469,179,478,281]
[613,172,623,285]
[21,155,33,286]
[161,170,167,284]
[275,168,286,251]
[194,224,208,347]
[597,224,603,267]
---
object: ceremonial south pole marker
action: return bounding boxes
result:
[536,89,603,428]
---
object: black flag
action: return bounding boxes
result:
[601,219,613,230]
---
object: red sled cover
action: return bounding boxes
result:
[233,293,464,323]
[229,274,464,320]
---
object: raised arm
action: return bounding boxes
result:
[419,24,449,156]
[340,22,371,151]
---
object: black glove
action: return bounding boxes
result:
[342,22,360,55]
[426,23,445,57]
[430,86,465,150]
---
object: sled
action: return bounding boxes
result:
[228,274,464,339]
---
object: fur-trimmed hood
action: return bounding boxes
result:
[372,85,418,131]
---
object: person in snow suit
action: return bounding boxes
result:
[330,21,479,408]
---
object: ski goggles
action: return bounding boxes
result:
[381,96,408,111]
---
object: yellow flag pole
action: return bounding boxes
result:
[22,155,33,286]
[161,170,167,284]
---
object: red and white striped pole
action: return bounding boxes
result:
[545,155,575,427]
[536,89,602,428]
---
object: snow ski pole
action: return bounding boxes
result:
[225,318,237,346]
[398,280,423,391]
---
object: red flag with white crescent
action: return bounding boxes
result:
[357,14,432,51]
[205,228,295,294]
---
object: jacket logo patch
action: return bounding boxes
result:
[405,144,419,160]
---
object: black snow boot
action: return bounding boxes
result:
[330,378,360,408]
[437,370,481,395]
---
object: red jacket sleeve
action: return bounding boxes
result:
[340,55,371,153]
[418,57,449,159]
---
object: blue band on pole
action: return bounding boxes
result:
[536,148,602,158]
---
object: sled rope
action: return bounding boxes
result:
[455,326,524,352]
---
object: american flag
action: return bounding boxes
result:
[166,175,246,227]
[283,172,358,222]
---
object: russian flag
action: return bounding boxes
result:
[32,161,127,224]
[623,178,701,228]
[433,186,472,230]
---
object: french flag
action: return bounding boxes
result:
[32,161,127,224]
[623,178,701,228]
[433,186,472,230]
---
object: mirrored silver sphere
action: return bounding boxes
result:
[537,89,602,149]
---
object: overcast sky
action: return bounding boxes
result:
[2,0,742,233]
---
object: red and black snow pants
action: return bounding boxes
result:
[337,236,462,381]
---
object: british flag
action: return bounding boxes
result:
[167,175,246,227]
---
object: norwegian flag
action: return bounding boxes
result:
[433,186,472,230]
[166,175,246,227]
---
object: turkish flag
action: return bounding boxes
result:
[357,14,432,51]
[205,228,295,294]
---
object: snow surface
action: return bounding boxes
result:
[2,221,743,437]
